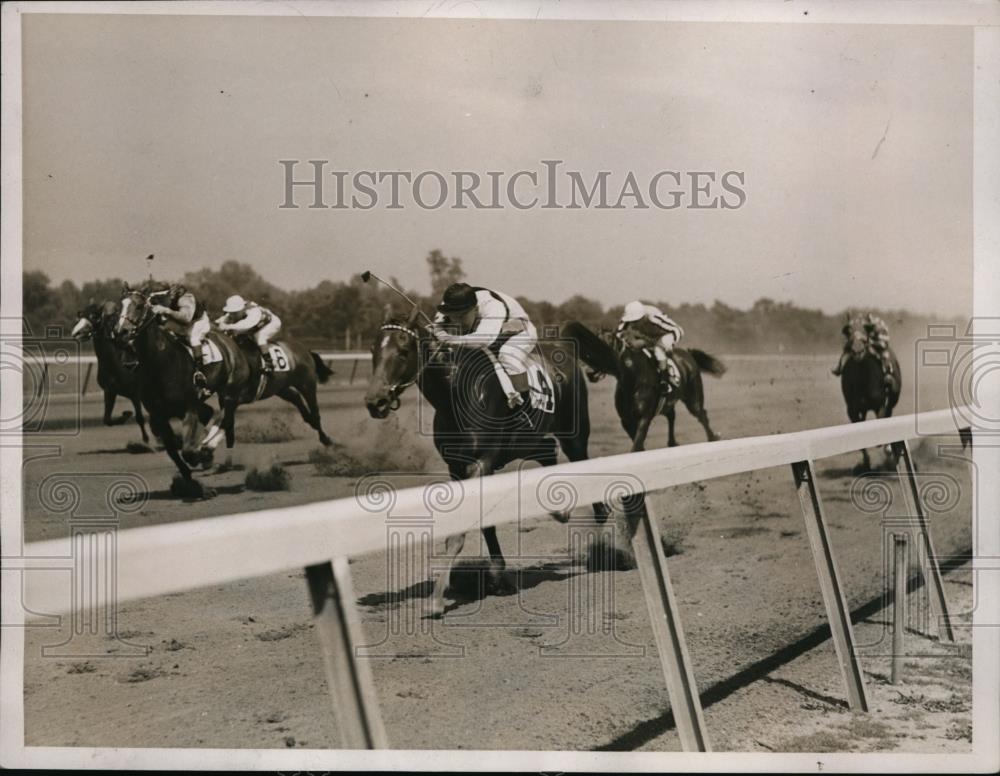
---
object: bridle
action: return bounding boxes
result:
[118,291,157,345]
[376,321,435,411]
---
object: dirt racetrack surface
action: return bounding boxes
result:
[21,353,974,751]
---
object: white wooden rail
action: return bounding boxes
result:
[16,406,972,751]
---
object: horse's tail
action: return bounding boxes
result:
[689,349,727,378]
[311,352,334,384]
[561,321,621,378]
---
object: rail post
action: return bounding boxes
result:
[623,493,710,751]
[891,533,909,685]
[791,459,870,711]
[890,439,955,642]
[81,361,93,396]
[305,557,388,749]
[349,358,359,385]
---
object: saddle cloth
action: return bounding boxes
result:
[521,351,556,414]
[266,343,292,372]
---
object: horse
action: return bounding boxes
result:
[71,300,151,444]
[201,330,335,455]
[562,321,725,451]
[115,285,334,494]
[364,309,610,618]
[839,319,901,472]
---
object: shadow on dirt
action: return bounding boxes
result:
[357,558,584,613]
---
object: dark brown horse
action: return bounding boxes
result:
[839,319,901,472]
[364,309,609,617]
[116,286,334,494]
[562,321,725,451]
[71,300,151,444]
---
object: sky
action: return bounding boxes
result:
[21,13,973,316]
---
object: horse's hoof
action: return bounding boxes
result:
[319,433,333,447]
[486,572,517,597]
[424,602,446,620]
[852,462,870,476]
[550,510,572,524]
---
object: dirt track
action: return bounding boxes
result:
[21,353,974,751]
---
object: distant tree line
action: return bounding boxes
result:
[23,249,962,354]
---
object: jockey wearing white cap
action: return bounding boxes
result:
[616,300,685,388]
[216,295,282,371]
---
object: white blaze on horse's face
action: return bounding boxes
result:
[117,297,133,334]
[70,317,92,339]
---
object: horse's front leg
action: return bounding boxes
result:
[131,395,150,444]
[631,413,654,452]
[102,390,117,426]
[429,531,466,619]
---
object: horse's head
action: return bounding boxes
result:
[365,308,423,419]
[115,284,155,347]
[845,319,868,361]
[70,301,101,340]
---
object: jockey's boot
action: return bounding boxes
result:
[654,349,679,394]
[881,354,894,385]
[261,349,275,373]
[506,371,529,410]
[192,369,210,399]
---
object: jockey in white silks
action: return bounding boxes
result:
[147,283,212,391]
[616,300,686,388]
[429,282,538,410]
[215,295,283,372]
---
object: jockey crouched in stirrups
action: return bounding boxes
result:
[216,295,283,372]
[429,282,538,410]
[616,300,685,391]
[148,282,212,395]
[832,312,894,383]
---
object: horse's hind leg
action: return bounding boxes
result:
[682,394,720,443]
[281,383,332,447]
[665,403,678,447]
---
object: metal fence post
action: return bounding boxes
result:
[623,493,711,751]
[891,439,955,643]
[305,557,388,749]
[791,459,870,711]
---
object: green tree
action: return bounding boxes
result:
[426,249,465,298]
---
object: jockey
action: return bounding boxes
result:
[149,282,211,391]
[863,312,894,379]
[215,295,282,372]
[831,313,893,381]
[429,282,537,410]
[616,300,685,389]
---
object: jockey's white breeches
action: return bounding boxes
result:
[189,312,211,348]
[497,321,538,376]
[254,316,282,348]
